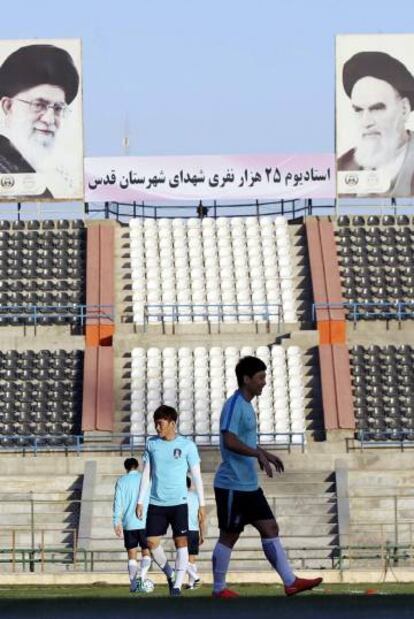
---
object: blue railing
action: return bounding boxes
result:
[347,428,414,452]
[0,304,115,326]
[143,303,283,329]
[86,198,325,221]
[0,432,305,454]
[312,301,414,323]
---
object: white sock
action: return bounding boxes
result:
[212,542,232,593]
[261,537,295,586]
[187,561,198,585]
[174,546,189,590]
[128,559,138,584]
[151,545,173,578]
[140,556,152,580]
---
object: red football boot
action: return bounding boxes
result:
[212,588,239,598]
[284,576,323,597]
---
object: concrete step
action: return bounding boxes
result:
[0,513,78,527]
[0,502,80,515]
[97,470,334,485]
[0,492,80,502]
[4,531,77,546]
[0,475,81,487]
[94,487,336,503]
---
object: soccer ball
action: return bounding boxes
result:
[141,578,155,593]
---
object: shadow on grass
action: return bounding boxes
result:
[1,594,414,619]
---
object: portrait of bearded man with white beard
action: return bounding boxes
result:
[0,43,80,199]
[337,50,414,198]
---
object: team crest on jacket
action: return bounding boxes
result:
[173,448,182,459]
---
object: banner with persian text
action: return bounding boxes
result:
[85,154,335,202]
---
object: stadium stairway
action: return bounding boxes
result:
[0,473,82,573]
[114,223,133,326]
[81,463,338,572]
[287,222,314,325]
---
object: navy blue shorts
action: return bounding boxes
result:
[187,530,200,555]
[146,503,188,538]
[123,528,148,550]
[214,487,274,533]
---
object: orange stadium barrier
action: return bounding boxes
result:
[99,225,115,346]
[306,217,346,344]
[85,222,115,346]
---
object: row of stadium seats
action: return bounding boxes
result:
[337,214,413,227]
[130,216,298,324]
[0,219,85,230]
[130,344,307,444]
[0,225,86,324]
[0,350,83,444]
[335,221,414,319]
[350,345,414,441]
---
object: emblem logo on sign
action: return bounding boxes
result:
[0,176,15,188]
[344,174,359,186]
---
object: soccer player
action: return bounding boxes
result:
[212,356,323,598]
[113,457,152,593]
[136,405,206,596]
[184,475,205,589]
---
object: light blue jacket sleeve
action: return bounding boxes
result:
[113,479,123,527]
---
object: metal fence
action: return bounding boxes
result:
[2,492,414,573]
[346,431,414,452]
[0,432,306,455]
[85,198,325,222]
[142,302,284,331]
[0,304,115,327]
[313,301,414,326]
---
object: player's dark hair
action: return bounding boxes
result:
[153,404,178,423]
[186,475,191,489]
[235,356,267,387]
[124,457,139,471]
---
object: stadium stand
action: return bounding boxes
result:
[0,219,86,326]
[0,349,83,446]
[349,344,414,441]
[3,209,414,580]
[334,214,414,321]
[129,216,299,325]
[124,343,323,446]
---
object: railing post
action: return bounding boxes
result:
[394,496,399,547]
[12,529,16,573]
[30,492,35,572]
